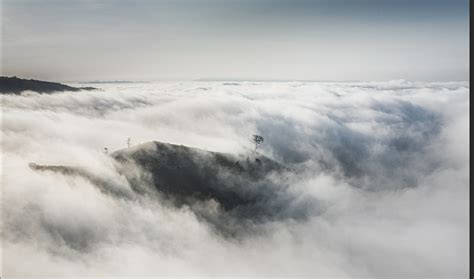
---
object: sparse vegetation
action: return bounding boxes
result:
[252,134,264,151]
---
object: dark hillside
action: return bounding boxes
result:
[0,76,97,94]
[30,141,313,235]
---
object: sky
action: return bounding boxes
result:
[1,0,470,81]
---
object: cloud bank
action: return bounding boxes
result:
[1,80,469,277]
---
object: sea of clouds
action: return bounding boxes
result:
[0,80,469,278]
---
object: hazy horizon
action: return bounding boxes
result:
[2,76,470,84]
[2,0,469,82]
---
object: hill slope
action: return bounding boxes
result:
[0,76,97,94]
[31,141,312,235]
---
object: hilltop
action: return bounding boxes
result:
[111,141,287,210]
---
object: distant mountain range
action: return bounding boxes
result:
[0,76,97,94]
[78,80,149,84]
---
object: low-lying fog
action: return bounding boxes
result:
[1,80,469,278]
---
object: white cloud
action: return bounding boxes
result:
[1,80,469,277]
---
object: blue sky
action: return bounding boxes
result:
[2,0,469,81]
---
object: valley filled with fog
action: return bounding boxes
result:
[0,80,469,277]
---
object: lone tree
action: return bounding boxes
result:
[252,134,264,150]
[126,137,131,148]
[104,147,109,155]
